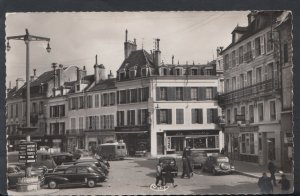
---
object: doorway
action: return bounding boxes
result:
[267,138,276,161]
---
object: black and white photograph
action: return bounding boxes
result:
[5,11,294,195]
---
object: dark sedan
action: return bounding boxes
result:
[190,150,207,169]
[202,155,235,175]
[158,157,178,176]
[45,165,106,189]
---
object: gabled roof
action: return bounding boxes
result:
[118,49,154,71]
[88,78,117,92]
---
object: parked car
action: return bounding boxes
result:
[94,154,110,168]
[202,155,235,175]
[7,163,47,189]
[51,152,74,166]
[73,149,92,160]
[75,158,109,175]
[44,165,106,189]
[74,162,107,177]
[158,157,178,176]
[190,150,207,169]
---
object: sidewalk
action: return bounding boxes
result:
[7,188,59,196]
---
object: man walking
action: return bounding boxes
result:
[268,160,277,186]
[181,157,190,178]
[278,174,291,194]
[155,162,164,187]
[258,172,273,194]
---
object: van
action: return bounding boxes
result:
[97,142,127,160]
[7,150,57,173]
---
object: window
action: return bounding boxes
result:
[76,84,80,91]
[250,134,255,154]
[141,68,147,76]
[175,69,181,75]
[117,111,125,126]
[95,94,99,108]
[207,108,218,124]
[244,42,252,62]
[39,102,44,114]
[232,77,236,91]
[86,116,95,130]
[224,54,229,70]
[270,101,276,121]
[157,109,172,124]
[87,95,93,108]
[234,108,237,123]
[138,109,148,125]
[247,71,252,86]
[110,93,115,105]
[207,136,216,148]
[255,37,261,56]
[256,67,262,83]
[77,167,88,174]
[231,50,236,67]
[129,70,136,78]
[176,87,183,100]
[10,104,13,118]
[160,87,167,100]
[191,87,198,100]
[191,69,198,75]
[65,167,76,174]
[205,87,213,99]
[50,105,65,118]
[32,102,37,113]
[249,105,254,123]
[163,68,168,76]
[176,109,184,124]
[241,134,246,153]
[258,103,264,121]
[120,90,126,104]
[110,115,114,129]
[266,31,273,52]
[79,96,84,109]
[79,117,83,129]
[240,74,244,88]
[227,109,231,124]
[95,116,100,129]
[130,89,137,103]
[127,110,135,125]
[225,79,230,92]
[119,72,125,80]
[71,118,76,130]
[103,94,109,106]
[284,43,288,63]
[241,106,246,124]
[141,87,149,102]
[239,46,244,64]
[266,63,274,80]
[192,109,203,124]
[15,104,19,117]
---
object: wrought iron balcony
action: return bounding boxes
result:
[219,79,279,106]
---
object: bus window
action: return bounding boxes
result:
[117,146,121,149]
[121,146,125,149]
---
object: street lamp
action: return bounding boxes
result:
[7,29,51,180]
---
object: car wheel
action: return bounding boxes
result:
[87,179,96,188]
[48,180,57,189]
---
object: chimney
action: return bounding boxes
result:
[7,81,12,93]
[154,38,161,67]
[52,63,57,97]
[16,78,25,90]
[124,30,137,59]
[94,54,106,84]
[247,11,257,25]
[108,70,114,79]
[172,55,174,65]
[77,67,81,82]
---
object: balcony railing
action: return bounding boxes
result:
[65,129,84,136]
[219,79,279,106]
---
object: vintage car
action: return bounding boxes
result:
[44,165,106,189]
[158,157,178,176]
[190,150,207,169]
[202,155,235,175]
[73,149,92,160]
[7,163,47,189]
[51,152,74,166]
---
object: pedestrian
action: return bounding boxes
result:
[181,157,190,178]
[220,148,225,154]
[155,162,164,187]
[258,172,273,194]
[268,160,277,186]
[163,163,177,188]
[278,174,290,194]
[186,147,193,177]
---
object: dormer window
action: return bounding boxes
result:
[175,68,182,76]
[191,69,198,75]
[76,84,80,91]
[141,67,148,77]
[119,72,126,80]
[163,68,168,76]
[129,70,136,78]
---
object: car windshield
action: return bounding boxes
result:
[159,158,175,164]
[217,157,229,162]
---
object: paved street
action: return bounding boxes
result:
[45,158,261,195]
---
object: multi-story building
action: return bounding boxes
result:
[116,31,223,156]
[219,11,292,169]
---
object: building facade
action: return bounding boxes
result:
[219,11,292,169]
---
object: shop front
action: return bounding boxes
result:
[85,130,116,152]
[115,125,150,156]
[164,130,221,155]
[224,126,240,161]
[239,126,259,163]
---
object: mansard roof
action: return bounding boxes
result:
[88,78,117,92]
[118,49,154,71]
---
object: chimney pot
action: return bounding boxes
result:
[33,69,36,76]
[172,55,174,65]
[83,66,86,70]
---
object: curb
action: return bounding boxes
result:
[234,170,260,179]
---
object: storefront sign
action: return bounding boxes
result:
[240,126,258,132]
[19,142,37,163]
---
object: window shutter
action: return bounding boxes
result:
[117,91,119,104]
[111,115,114,128]
[138,109,141,125]
[117,111,120,126]
[198,87,206,100]
[228,53,232,69]
[260,35,265,55]
[156,87,160,101]
[192,109,196,124]
[127,111,130,125]
[183,87,191,101]
[236,49,239,66]
[207,109,212,123]
[167,109,172,124]
[137,88,141,102]
[157,110,161,124]
[68,99,71,110]
[252,40,256,59]
[199,109,203,124]
[131,110,135,125]
[213,109,218,123]
[126,90,130,104]
[86,117,89,129]
[212,87,218,99]
[145,87,149,101]
[167,87,175,101]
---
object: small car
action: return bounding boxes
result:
[51,152,74,166]
[75,158,109,175]
[73,149,92,160]
[44,165,106,189]
[202,155,235,175]
[7,163,47,189]
[190,150,207,169]
[158,157,178,177]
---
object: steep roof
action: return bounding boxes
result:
[88,78,117,92]
[30,70,54,87]
[118,49,154,71]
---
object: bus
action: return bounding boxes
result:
[97,141,127,160]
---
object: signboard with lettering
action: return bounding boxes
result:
[19,142,37,163]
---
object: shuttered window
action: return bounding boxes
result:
[95,94,99,108]
[191,87,198,100]
[176,109,184,124]
[192,109,203,124]
[141,87,149,102]
[117,111,125,126]
[130,89,137,103]
[157,109,172,124]
[207,108,218,124]
[160,87,167,100]
[120,90,126,104]
[127,110,135,125]
[176,87,183,100]
[110,93,115,105]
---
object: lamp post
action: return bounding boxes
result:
[7,29,51,179]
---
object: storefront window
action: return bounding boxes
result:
[250,134,255,154]
[186,138,194,148]
[194,138,206,148]
[241,134,246,153]
[207,136,215,148]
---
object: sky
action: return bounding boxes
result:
[5,11,249,87]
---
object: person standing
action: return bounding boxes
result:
[186,147,193,177]
[278,174,291,194]
[155,162,164,187]
[268,160,277,186]
[163,163,177,188]
[181,157,190,178]
[258,172,273,194]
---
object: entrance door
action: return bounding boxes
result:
[171,137,184,153]
[157,133,164,155]
[267,138,276,161]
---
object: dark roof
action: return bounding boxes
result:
[31,70,54,87]
[232,26,248,33]
[88,78,116,92]
[118,49,154,71]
